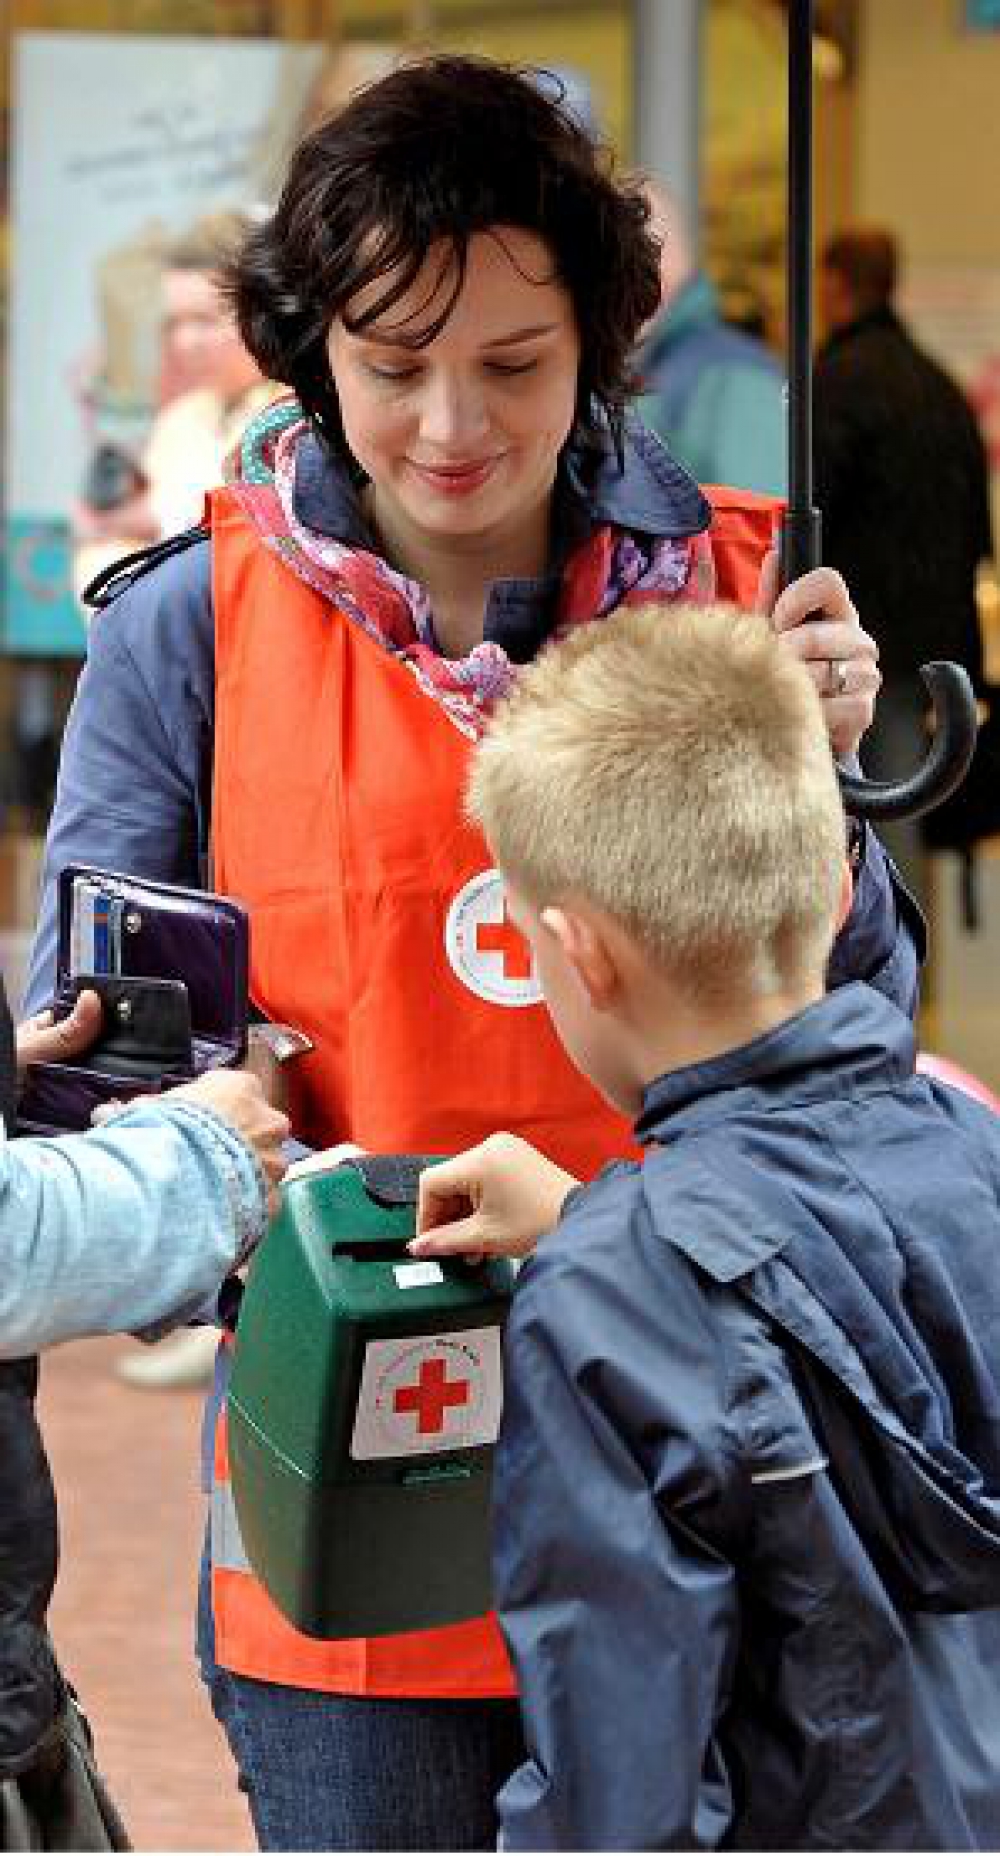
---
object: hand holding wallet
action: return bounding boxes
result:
[57,974,193,1079]
[19,867,249,1136]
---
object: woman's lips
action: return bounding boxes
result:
[406,456,504,496]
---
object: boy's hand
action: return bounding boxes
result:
[16,989,105,1075]
[410,1134,579,1262]
[755,550,881,758]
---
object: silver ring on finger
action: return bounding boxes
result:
[826,657,849,697]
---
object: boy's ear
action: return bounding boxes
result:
[540,905,621,1009]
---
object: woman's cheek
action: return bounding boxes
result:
[343,403,409,475]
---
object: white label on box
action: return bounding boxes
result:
[350,1327,503,1460]
[393,1261,444,1289]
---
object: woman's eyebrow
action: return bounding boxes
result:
[351,326,438,352]
[481,324,559,348]
[352,321,560,352]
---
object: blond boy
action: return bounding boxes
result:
[413,603,1000,1852]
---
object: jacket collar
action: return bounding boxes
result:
[291,416,711,553]
[635,983,915,1147]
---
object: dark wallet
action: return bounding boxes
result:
[18,866,249,1136]
[64,974,194,1078]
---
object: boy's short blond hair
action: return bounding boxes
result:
[468,602,848,1001]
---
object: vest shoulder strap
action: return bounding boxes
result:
[82,524,209,611]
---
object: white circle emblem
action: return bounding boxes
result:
[445,869,543,1008]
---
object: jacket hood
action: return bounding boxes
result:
[639,985,1000,1613]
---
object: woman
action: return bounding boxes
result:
[27,54,909,1852]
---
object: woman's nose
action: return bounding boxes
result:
[418,371,489,448]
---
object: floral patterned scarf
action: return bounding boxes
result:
[225,396,713,740]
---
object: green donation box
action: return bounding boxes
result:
[227,1154,515,1639]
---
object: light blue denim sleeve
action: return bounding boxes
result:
[0,1099,267,1359]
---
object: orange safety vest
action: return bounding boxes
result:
[207,480,778,1697]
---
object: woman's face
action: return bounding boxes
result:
[327,227,581,546]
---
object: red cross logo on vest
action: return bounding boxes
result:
[474,908,533,983]
[445,869,543,1007]
[393,1357,471,1435]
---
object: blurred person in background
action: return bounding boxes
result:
[143,212,278,538]
[73,210,276,600]
[814,225,995,907]
[637,179,786,497]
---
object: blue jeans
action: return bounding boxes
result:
[196,1537,524,1850]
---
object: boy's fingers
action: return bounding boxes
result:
[416,1158,480,1235]
[409,1220,487,1259]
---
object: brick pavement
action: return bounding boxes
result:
[38,1335,254,1853]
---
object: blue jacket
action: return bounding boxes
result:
[25,421,917,1023]
[495,984,1000,1850]
[638,274,787,499]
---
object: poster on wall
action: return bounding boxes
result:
[4,32,395,654]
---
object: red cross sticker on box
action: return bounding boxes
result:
[350,1328,504,1460]
[393,1356,471,1435]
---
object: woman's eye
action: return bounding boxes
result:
[365,362,421,383]
[486,359,539,377]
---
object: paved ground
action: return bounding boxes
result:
[39,1335,254,1853]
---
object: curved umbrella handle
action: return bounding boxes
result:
[838,662,979,823]
[780,6,978,831]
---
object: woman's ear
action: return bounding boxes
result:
[540,905,621,1009]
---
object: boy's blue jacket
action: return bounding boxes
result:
[494,983,1000,1851]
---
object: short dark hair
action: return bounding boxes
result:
[821,226,899,314]
[227,55,660,460]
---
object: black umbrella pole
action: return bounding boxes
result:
[778,0,822,589]
[775,0,977,819]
